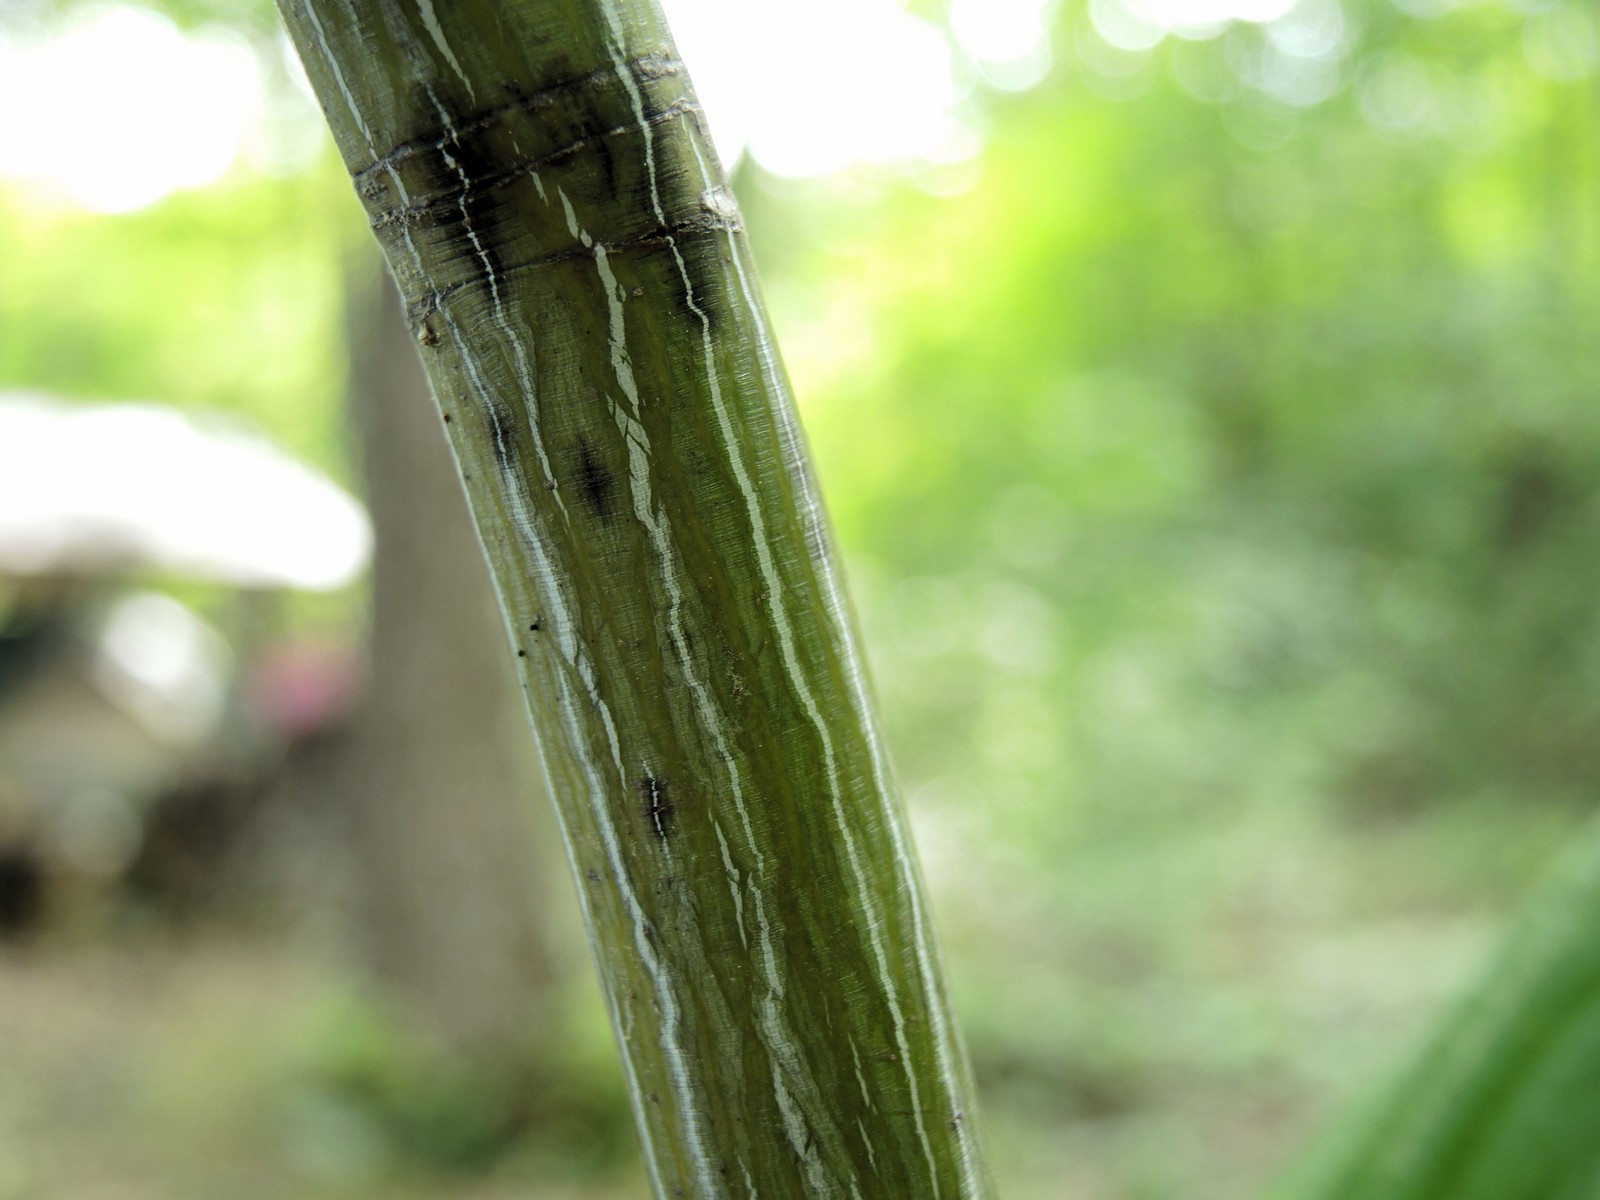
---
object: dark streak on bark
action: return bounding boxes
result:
[573,435,616,523]
[371,99,704,233]
[487,402,519,468]
[420,214,743,309]
[351,51,686,181]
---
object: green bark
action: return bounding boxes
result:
[1277,818,1600,1200]
[274,1,992,1195]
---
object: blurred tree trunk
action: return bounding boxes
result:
[341,266,555,1050]
[279,1,993,1194]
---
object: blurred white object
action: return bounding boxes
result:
[0,394,370,590]
[94,591,231,747]
[662,0,970,176]
[0,5,267,213]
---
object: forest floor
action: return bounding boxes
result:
[0,831,1552,1200]
[0,931,643,1200]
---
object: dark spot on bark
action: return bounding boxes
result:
[441,412,452,423]
[639,776,673,840]
[572,436,615,522]
[516,649,527,658]
[591,123,619,199]
[487,403,518,467]
[585,869,601,883]
[529,617,543,632]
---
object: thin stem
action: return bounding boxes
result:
[275,1,994,1196]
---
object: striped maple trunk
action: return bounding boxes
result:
[275,1,993,1196]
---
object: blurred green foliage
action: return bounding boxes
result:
[4,0,1600,1196]
[0,167,358,474]
[1278,812,1600,1200]
[296,990,637,1179]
